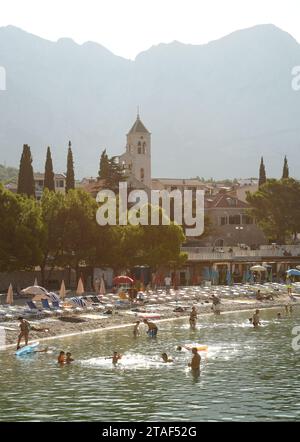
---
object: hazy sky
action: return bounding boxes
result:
[0,0,300,58]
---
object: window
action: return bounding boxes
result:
[140,168,144,181]
[220,216,227,225]
[138,141,142,154]
[56,180,64,188]
[142,142,146,154]
[229,215,241,225]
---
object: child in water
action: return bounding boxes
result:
[112,351,122,365]
[58,351,66,364]
[66,352,74,363]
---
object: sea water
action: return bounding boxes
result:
[0,307,300,421]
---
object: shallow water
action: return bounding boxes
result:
[1,307,300,421]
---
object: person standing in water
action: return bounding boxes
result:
[133,321,140,337]
[16,317,30,349]
[188,348,201,372]
[252,309,261,328]
[189,306,197,330]
[143,319,158,337]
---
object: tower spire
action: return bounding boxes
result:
[137,105,140,119]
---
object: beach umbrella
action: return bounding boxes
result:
[6,283,14,305]
[286,269,300,277]
[250,265,267,272]
[99,277,106,295]
[76,277,85,295]
[59,280,66,299]
[113,276,134,285]
[21,285,49,296]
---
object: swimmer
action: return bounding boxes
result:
[289,305,293,315]
[161,353,173,363]
[34,346,49,353]
[57,351,66,364]
[66,352,74,363]
[188,348,201,371]
[133,321,140,337]
[176,345,183,351]
[252,309,261,328]
[248,317,253,324]
[277,312,282,320]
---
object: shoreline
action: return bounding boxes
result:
[1,298,295,351]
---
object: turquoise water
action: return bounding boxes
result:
[0,307,300,422]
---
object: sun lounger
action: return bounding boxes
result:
[25,301,43,317]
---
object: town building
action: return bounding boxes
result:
[34,172,66,199]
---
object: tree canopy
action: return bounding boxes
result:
[246,178,300,243]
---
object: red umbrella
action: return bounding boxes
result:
[113,276,134,285]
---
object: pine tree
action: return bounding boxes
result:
[66,141,75,192]
[44,146,55,191]
[17,144,35,197]
[98,149,110,180]
[258,157,266,188]
[282,156,289,179]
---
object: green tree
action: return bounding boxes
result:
[66,141,75,192]
[39,189,66,285]
[282,156,289,180]
[105,156,126,192]
[17,144,35,197]
[258,156,266,188]
[59,189,98,279]
[44,146,55,191]
[246,178,300,243]
[0,184,43,271]
[98,149,110,180]
[0,164,18,183]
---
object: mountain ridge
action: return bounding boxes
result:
[0,24,300,179]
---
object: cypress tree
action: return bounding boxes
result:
[66,141,75,192]
[98,149,110,180]
[44,146,55,191]
[258,157,266,188]
[282,155,289,179]
[17,144,35,197]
